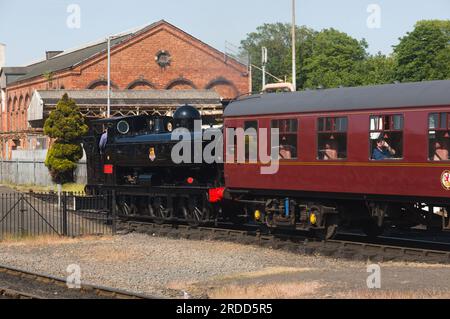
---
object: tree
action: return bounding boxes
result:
[302,28,368,89]
[358,53,396,86]
[44,93,88,184]
[240,23,317,91]
[394,20,450,82]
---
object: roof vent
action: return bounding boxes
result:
[46,51,63,60]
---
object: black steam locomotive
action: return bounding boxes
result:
[83,105,226,225]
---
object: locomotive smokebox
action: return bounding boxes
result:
[173,104,201,131]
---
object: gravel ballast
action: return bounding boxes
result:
[1,233,450,299]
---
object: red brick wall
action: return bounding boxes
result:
[1,22,249,158]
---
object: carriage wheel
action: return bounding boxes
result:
[313,213,339,241]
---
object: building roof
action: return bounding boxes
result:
[224,80,450,117]
[35,89,221,104]
[0,67,28,88]
[27,89,223,125]
[7,20,245,86]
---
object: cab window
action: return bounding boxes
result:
[271,119,298,160]
[370,115,403,160]
[429,113,450,161]
[317,117,347,160]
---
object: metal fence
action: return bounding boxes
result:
[0,159,87,186]
[0,191,115,241]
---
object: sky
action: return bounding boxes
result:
[0,0,449,66]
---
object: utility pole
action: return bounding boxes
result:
[292,0,297,91]
[262,47,268,89]
[107,36,111,118]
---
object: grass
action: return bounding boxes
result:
[0,182,86,193]
[209,281,324,299]
[336,289,450,299]
[0,233,111,246]
[212,267,312,282]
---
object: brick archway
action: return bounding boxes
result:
[166,78,197,90]
[126,79,157,90]
[205,77,239,99]
[86,80,119,90]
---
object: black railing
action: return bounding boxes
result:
[0,191,115,241]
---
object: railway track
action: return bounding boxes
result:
[118,220,450,265]
[0,264,152,299]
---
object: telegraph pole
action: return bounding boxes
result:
[292,0,297,91]
[262,47,268,89]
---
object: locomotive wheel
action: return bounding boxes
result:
[149,199,171,224]
[119,201,137,216]
[313,214,339,241]
[184,206,205,227]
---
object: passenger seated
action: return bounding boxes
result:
[372,137,396,160]
[323,141,338,160]
[279,145,292,160]
[433,140,449,161]
[279,136,293,160]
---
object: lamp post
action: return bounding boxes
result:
[107,36,111,118]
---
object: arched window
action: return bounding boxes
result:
[12,97,18,132]
[7,98,12,131]
[18,96,23,131]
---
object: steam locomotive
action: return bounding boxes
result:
[83,105,227,225]
[83,80,450,239]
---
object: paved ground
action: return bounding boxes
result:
[0,233,450,299]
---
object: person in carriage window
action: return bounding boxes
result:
[372,137,396,160]
[279,136,297,160]
[323,140,338,160]
[432,139,449,161]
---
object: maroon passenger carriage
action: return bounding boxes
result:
[223,80,450,239]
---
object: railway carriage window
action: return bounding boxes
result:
[429,113,450,161]
[244,121,258,162]
[271,119,298,160]
[370,115,403,160]
[317,117,347,160]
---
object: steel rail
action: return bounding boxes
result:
[0,264,153,299]
[118,220,450,265]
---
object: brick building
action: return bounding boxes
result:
[0,20,249,159]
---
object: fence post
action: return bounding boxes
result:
[62,192,68,236]
[20,195,26,237]
[111,190,117,235]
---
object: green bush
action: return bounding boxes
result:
[44,93,88,184]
